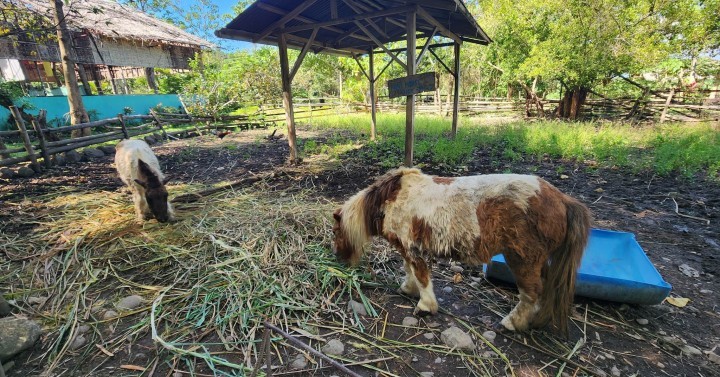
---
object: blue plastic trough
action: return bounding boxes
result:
[484,229,672,305]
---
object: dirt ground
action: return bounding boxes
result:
[1,126,719,377]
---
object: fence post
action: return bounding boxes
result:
[9,106,39,169]
[149,110,169,139]
[31,119,51,168]
[117,114,129,139]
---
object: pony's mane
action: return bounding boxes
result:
[340,168,418,261]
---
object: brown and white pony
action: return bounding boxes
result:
[332,168,591,334]
[115,139,174,223]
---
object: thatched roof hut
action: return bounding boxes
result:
[0,0,213,70]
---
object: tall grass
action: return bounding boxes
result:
[307,114,720,178]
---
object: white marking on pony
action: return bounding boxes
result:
[115,139,174,223]
[384,169,541,260]
[399,260,420,297]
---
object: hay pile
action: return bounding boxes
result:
[1,185,520,376]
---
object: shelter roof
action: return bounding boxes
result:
[217,0,490,56]
[14,0,214,49]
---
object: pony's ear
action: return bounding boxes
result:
[138,159,153,176]
[134,179,148,188]
[333,208,342,222]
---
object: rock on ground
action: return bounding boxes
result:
[440,326,475,351]
[482,330,497,343]
[52,154,66,166]
[611,366,621,377]
[635,318,649,325]
[16,166,35,178]
[402,316,418,327]
[98,145,116,155]
[0,295,10,317]
[420,372,434,377]
[117,295,144,311]
[144,136,157,145]
[321,339,344,356]
[69,335,86,350]
[103,310,118,320]
[83,148,105,159]
[0,168,17,179]
[64,150,82,163]
[290,354,308,369]
[0,318,42,361]
[347,300,367,316]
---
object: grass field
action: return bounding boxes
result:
[304,114,720,178]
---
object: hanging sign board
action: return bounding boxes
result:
[387,72,437,98]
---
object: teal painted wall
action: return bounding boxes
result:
[0,94,183,130]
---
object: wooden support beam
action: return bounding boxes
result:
[255,0,318,42]
[353,55,370,81]
[278,34,298,164]
[416,27,438,66]
[290,27,319,81]
[372,42,454,55]
[342,0,389,40]
[280,5,413,34]
[330,0,338,18]
[451,41,460,137]
[369,49,377,140]
[416,5,462,45]
[256,2,370,41]
[404,10,416,167]
[376,55,394,81]
[354,21,407,70]
[428,47,454,76]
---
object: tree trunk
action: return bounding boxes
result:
[556,87,588,120]
[145,67,158,94]
[52,0,90,137]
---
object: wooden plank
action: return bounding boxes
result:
[416,27,439,66]
[416,5,462,45]
[46,130,123,148]
[355,21,407,70]
[31,119,51,168]
[279,5,414,34]
[46,132,124,155]
[388,72,436,98]
[255,0,318,42]
[10,106,39,169]
[290,27,319,81]
[405,10,416,167]
[46,118,117,133]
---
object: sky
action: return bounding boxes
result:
[176,0,255,51]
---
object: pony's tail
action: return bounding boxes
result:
[534,198,591,336]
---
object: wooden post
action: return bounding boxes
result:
[117,114,129,139]
[451,41,461,137]
[0,135,9,159]
[404,10,416,167]
[10,106,39,169]
[92,65,104,95]
[77,64,93,95]
[660,88,675,123]
[31,118,51,168]
[369,50,377,140]
[278,33,298,164]
[108,66,119,94]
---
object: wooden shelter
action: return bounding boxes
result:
[217,0,490,165]
[0,0,213,94]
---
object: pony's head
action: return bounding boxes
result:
[332,168,409,264]
[331,194,369,265]
[134,159,171,223]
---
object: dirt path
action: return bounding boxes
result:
[1,128,718,376]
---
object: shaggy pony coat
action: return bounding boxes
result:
[115,139,174,223]
[332,168,591,334]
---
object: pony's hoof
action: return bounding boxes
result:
[493,321,513,333]
[413,307,434,317]
[499,316,517,332]
[398,284,420,298]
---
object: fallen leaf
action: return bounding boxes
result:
[95,344,114,357]
[453,273,463,284]
[665,297,690,307]
[120,365,146,372]
[560,174,569,179]
[594,188,604,193]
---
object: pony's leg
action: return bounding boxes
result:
[410,257,438,315]
[501,255,543,331]
[131,190,150,221]
[399,259,420,297]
